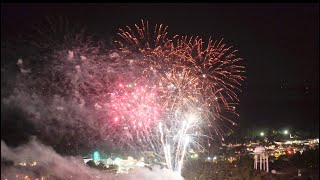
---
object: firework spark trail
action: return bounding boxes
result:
[159,122,171,170]
[178,135,189,174]
[166,145,173,171]
[153,101,207,172]
[175,121,189,173]
[174,120,186,168]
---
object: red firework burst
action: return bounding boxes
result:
[109,82,162,130]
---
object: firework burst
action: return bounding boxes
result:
[109,82,162,130]
[11,17,245,174]
[115,20,245,172]
[116,20,180,79]
[116,20,245,130]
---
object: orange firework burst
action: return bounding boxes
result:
[115,20,179,78]
[173,36,245,138]
[158,69,202,110]
[175,36,245,103]
[115,19,245,141]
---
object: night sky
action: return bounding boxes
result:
[2,3,319,136]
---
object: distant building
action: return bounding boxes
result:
[253,146,269,172]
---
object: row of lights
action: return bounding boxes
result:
[260,130,289,136]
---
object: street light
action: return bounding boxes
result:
[260,132,264,136]
[284,130,289,135]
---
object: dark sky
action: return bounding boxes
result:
[2,3,319,134]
